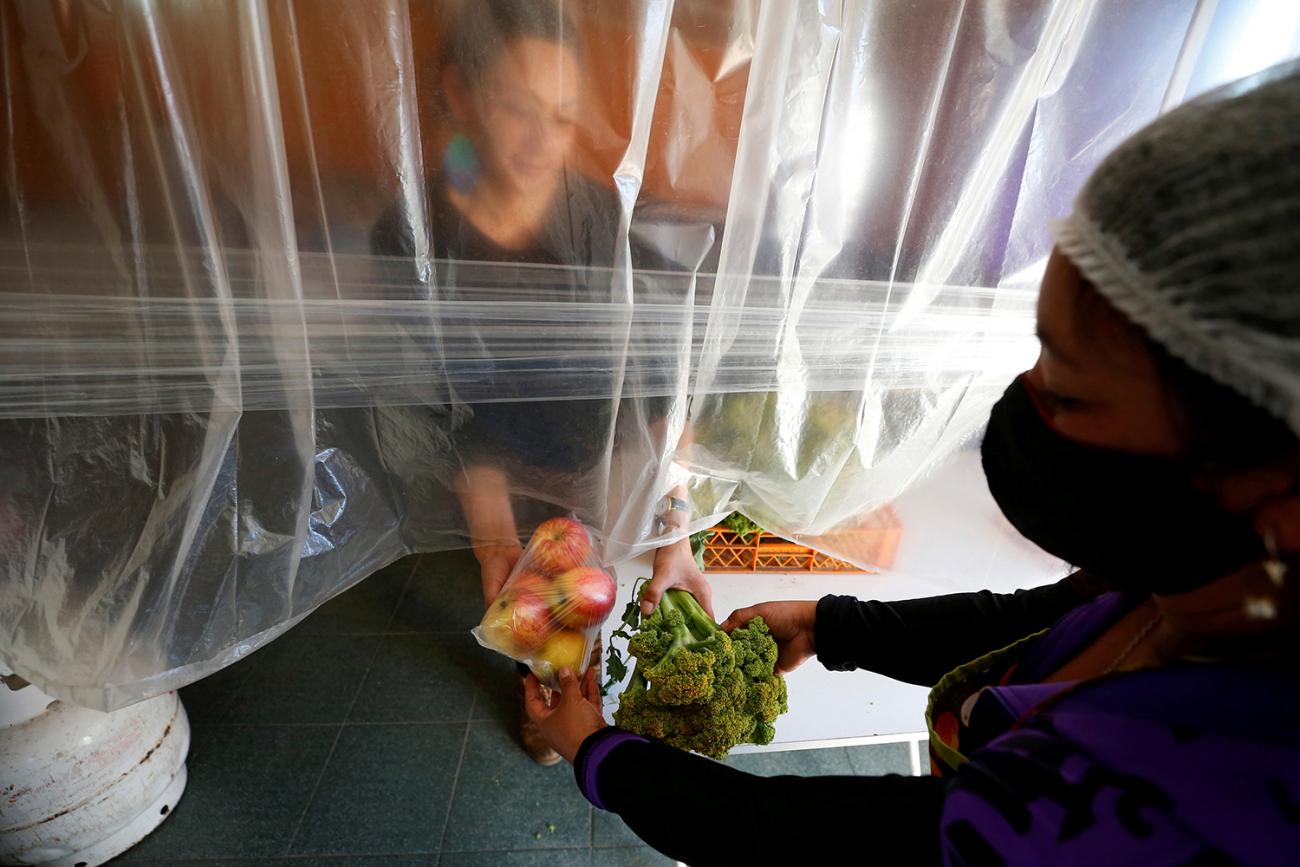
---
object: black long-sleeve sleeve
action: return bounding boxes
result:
[576,730,949,867]
[814,571,1109,687]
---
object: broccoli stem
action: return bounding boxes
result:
[658,589,720,644]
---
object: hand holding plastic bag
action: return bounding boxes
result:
[522,667,607,763]
[472,518,617,688]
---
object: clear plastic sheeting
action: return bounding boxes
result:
[0,253,1039,415]
[1,0,1296,710]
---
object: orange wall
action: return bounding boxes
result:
[3,1,747,224]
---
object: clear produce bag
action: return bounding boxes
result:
[2,0,1296,710]
[472,518,615,688]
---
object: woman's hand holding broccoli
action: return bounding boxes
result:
[722,601,818,673]
[523,667,608,763]
[643,538,715,619]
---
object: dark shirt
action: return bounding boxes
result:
[371,171,675,475]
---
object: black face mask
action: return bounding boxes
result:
[980,376,1264,594]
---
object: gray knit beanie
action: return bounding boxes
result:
[1053,60,1300,437]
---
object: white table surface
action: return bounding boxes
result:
[601,449,1068,770]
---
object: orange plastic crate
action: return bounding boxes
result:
[702,506,901,574]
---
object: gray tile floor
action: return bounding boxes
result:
[110,551,917,865]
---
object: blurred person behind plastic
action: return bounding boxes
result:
[367,0,710,762]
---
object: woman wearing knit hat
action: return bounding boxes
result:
[522,62,1300,865]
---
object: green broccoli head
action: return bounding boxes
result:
[626,627,673,663]
[645,647,716,706]
[743,677,785,724]
[749,721,777,746]
[731,616,779,680]
[612,684,671,740]
[613,589,788,758]
[638,589,735,702]
[615,677,744,759]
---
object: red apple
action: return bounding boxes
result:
[531,629,589,685]
[482,589,553,654]
[529,517,591,575]
[509,569,555,601]
[554,566,617,628]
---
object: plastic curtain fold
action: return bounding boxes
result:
[2,0,1296,710]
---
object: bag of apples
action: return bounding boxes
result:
[472,517,618,689]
